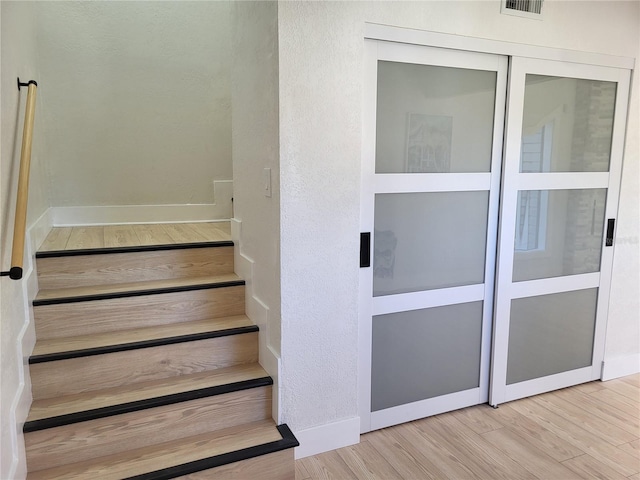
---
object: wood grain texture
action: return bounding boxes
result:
[37,246,234,289]
[175,449,294,480]
[27,419,281,480]
[103,225,140,248]
[28,363,269,422]
[298,377,640,480]
[26,386,272,471]
[31,333,258,400]
[65,227,104,250]
[34,285,245,340]
[40,222,232,251]
[35,273,240,302]
[32,315,253,358]
[38,227,72,251]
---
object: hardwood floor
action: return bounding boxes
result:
[297,374,640,479]
[40,222,232,251]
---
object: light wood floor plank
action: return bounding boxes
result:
[451,403,505,434]
[562,454,631,480]
[574,381,606,394]
[177,449,294,480]
[510,397,640,477]
[299,451,356,480]
[131,224,176,246]
[603,378,640,403]
[482,427,583,479]
[336,440,403,480]
[397,422,478,479]
[618,439,640,456]
[494,403,584,462]
[40,227,72,251]
[162,224,209,244]
[413,413,535,479]
[183,222,232,242]
[554,387,640,436]
[103,225,141,248]
[621,374,640,387]
[366,427,448,479]
[532,393,638,446]
[295,460,312,480]
[589,388,640,418]
[66,227,104,250]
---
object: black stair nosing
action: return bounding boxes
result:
[36,241,235,259]
[29,324,259,364]
[23,376,274,433]
[126,424,299,480]
[33,279,246,307]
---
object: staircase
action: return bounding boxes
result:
[24,223,297,479]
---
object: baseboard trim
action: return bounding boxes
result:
[294,417,360,459]
[51,204,230,226]
[602,353,640,381]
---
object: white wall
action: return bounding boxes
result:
[230,1,282,414]
[1,2,49,478]
[34,1,233,209]
[277,0,639,454]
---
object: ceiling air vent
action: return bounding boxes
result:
[501,0,544,19]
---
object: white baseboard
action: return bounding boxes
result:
[51,181,233,226]
[294,417,361,459]
[602,353,640,381]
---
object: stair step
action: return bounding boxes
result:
[30,331,258,400]
[26,363,271,430]
[27,420,298,480]
[34,284,246,340]
[31,315,256,364]
[36,242,235,290]
[25,381,272,471]
[34,274,244,306]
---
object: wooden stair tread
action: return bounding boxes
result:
[31,315,255,360]
[35,273,242,303]
[27,363,269,424]
[27,419,283,480]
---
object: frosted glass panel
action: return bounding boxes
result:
[376,61,497,173]
[507,289,597,384]
[513,189,606,282]
[521,75,616,173]
[374,192,488,296]
[372,302,483,411]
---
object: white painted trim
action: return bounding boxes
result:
[364,24,635,70]
[52,204,228,226]
[294,417,360,459]
[51,181,233,226]
[7,218,45,480]
[602,354,640,381]
[231,217,282,423]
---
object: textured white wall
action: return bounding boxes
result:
[231,2,282,355]
[1,3,48,477]
[35,1,232,207]
[277,0,639,434]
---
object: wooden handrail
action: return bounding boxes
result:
[2,79,38,280]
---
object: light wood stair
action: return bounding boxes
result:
[25,225,297,479]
